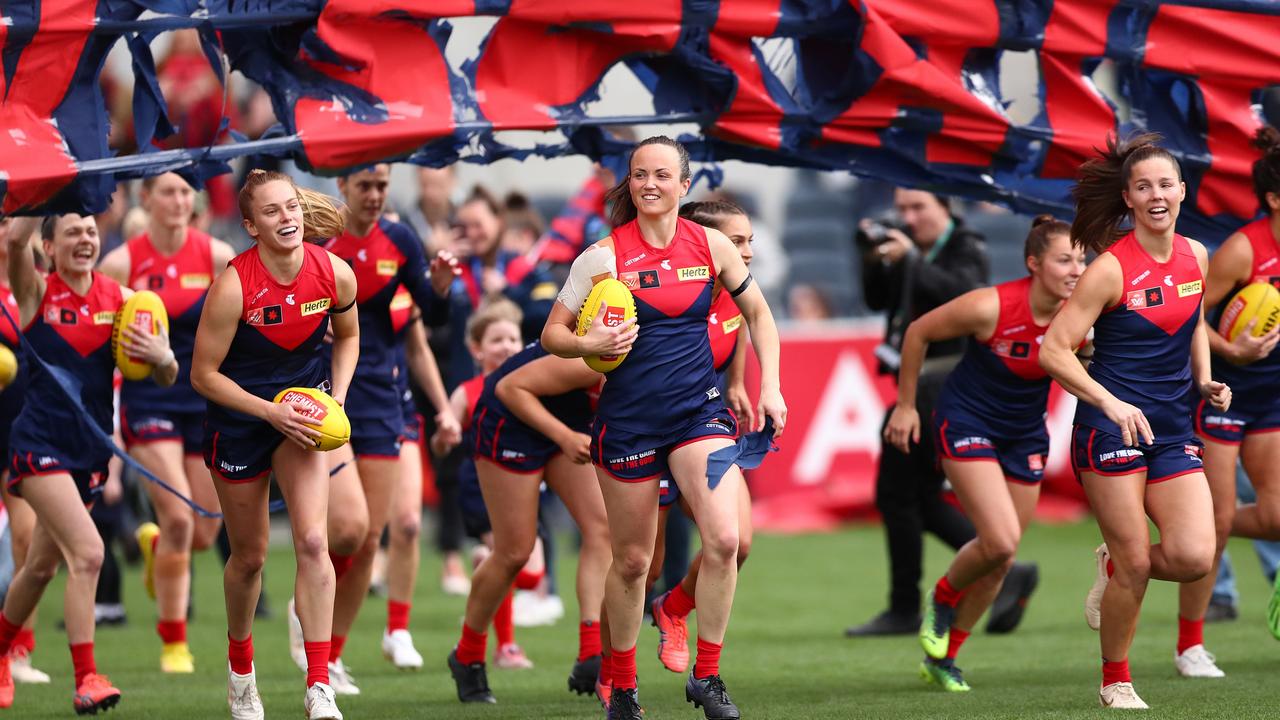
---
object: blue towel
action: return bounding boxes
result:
[707,417,779,490]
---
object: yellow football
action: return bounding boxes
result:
[113,290,170,381]
[272,386,351,451]
[575,278,637,373]
[1219,282,1280,342]
[0,345,16,388]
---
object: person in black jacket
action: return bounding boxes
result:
[846,189,1038,638]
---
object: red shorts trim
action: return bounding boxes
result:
[593,462,661,484]
[670,434,736,453]
[1147,468,1205,485]
[211,468,270,485]
[475,455,547,476]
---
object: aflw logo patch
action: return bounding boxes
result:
[301,298,331,316]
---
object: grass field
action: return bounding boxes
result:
[11,520,1280,719]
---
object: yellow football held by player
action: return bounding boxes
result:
[1219,281,1280,343]
[0,345,17,388]
[272,386,351,451]
[112,290,170,381]
[576,278,637,373]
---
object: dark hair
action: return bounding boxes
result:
[1070,132,1181,254]
[679,199,746,233]
[605,136,692,229]
[40,216,58,242]
[502,192,545,237]
[1024,214,1071,261]
[462,185,502,217]
[238,169,346,241]
[1251,126,1280,215]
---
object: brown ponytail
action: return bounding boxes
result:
[238,169,347,242]
[1024,214,1071,262]
[679,199,746,233]
[1069,132,1180,254]
[1251,125,1280,215]
[606,136,692,229]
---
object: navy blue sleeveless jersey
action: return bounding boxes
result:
[936,277,1052,437]
[324,218,443,424]
[600,218,722,431]
[1075,232,1203,439]
[0,285,28,460]
[206,243,337,437]
[476,342,593,432]
[1209,218,1280,401]
[9,272,124,470]
[120,229,214,413]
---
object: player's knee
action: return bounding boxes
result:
[67,538,105,579]
[294,527,329,565]
[978,531,1019,567]
[24,554,62,586]
[162,511,196,546]
[227,545,267,580]
[490,542,535,576]
[191,522,219,552]
[392,511,421,543]
[328,515,367,557]
[613,545,653,584]
[1169,544,1214,581]
[1109,546,1151,587]
[702,528,740,566]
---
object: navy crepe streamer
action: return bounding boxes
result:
[707,417,779,490]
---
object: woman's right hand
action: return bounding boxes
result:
[265,400,323,449]
[1227,318,1280,364]
[883,403,920,454]
[1101,397,1154,447]
[558,431,593,464]
[578,310,638,357]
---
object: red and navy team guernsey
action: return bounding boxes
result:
[9,272,124,473]
[708,288,743,378]
[1210,218,1280,403]
[324,218,443,425]
[935,277,1052,437]
[207,242,337,436]
[121,229,214,413]
[0,284,30,461]
[1075,232,1204,439]
[476,343,594,433]
[602,217,722,431]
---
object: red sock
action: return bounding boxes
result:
[1102,658,1130,686]
[934,575,965,607]
[157,619,187,644]
[387,600,411,632]
[494,590,515,647]
[1177,616,1204,655]
[598,650,614,685]
[13,627,34,654]
[946,628,970,660]
[0,612,21,656]
[664,583,696,619]
[329,634,347,663]
[329,552,354,582]
[304,641,331,687]
[456,624,488,666]
[611,645,637,690]
[578,621,602,661]
[1106,558,1115,578]
[514,568,544,590]
[694,638,722,679]
[69,642,97,686]
[228,633,254,675]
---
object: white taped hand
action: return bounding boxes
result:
[556,243,617,311]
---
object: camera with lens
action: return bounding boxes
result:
[855,218,903,249]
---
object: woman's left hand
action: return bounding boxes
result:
[122,324,175,367]
[429,250,461,296]
[1200,380,1232,412]
[756,388,787,438]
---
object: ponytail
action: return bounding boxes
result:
[606,136,692,229]
[238,169,346,242]
[679,199,747,233]
[1069,132,1179,254]
[1251,125,1280,215]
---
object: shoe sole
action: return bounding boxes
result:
[382,648,423,670]
[685,688,741,720]
[918,663,970,693]
[74,692,121,716]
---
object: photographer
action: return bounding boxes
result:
[847,189,1032,637]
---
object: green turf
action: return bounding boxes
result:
[12,521,1280,718]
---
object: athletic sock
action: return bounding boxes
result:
[13,627,34,655]
[70,642,97,685]
[611,646,637,690]
[946,628,970,660]
[1177,616,1204,655]
[599,650,614,685]
[578,621,602,661]
[329,634,347,663]
[157,619,187,644]
[693,638,722,679]
[387,600,411,633]
[304,641,331,687]
[494,591,515,647]
[514,568,544,590]
[0,612,21,656]
[329,553,355,582]
[664,583,696,619]
[1102,658,1131,686]
[228,633,254,675]
[934,575,965,607]
[456,624,488,666]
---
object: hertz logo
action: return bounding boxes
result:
[1176,280,1202,297]
[677,266,709,281]
[301,298,332,316]
[376,260,398,276]
[93,311,116,325]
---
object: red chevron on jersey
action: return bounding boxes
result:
[1238,218,1280,289]
[983,276,1049,381]
[1111,232,1202,336]
[31,272,122,357]
[613,217,716,318]
[708,289,742,371]
[389,286,413,335]
[325,224,406,304]
[0,284,19,346]
[126,229,214,318]
[460,374,486,431]
[231,243,337,351]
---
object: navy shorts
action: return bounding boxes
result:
[349,414,403,459]
[121,406,204,455]
[0,384,23,469]
[458,458,491,539]
[203,427,282,484]
[1071,424,1204,484]
[401,389,421,443]
[1194,396,1280,445]
[473,402,564,474]
[593,407,738,483]
[658,477,681,508]
[934,413,1049,484]
[7,450,105,504]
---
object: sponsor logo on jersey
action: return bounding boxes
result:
[620,272,638,290]
[285,293,296,306]
[249,287,270,306]
[1002,324,1026,336]
[992,340,1031,358]
[500,449,528,461]
[705,419,733,433]
[377,259,398,276]
[1177,280,1201,297]
[147,275,165,290]
[301,298,332,316]
[623,253,647,267]
[677,265,709,282]
[705,386,721,400]
[722,315,743,333]
[1163,274,1174,286]
[93,310,116,325]
[953,436,995,452]
[133,417,176,434]
[1130,269,1151,286]
[248,305,284,326]
[1126,286,1164,310]
[389,292,412,311]
[660,259,672,271]
[179,273,211,289]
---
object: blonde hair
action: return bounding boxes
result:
[465,297,523,346]
[238,169,346,241]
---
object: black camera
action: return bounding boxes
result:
[855,219,901,249]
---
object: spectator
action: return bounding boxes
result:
[787,283,833,321]
[403,166,459,256]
